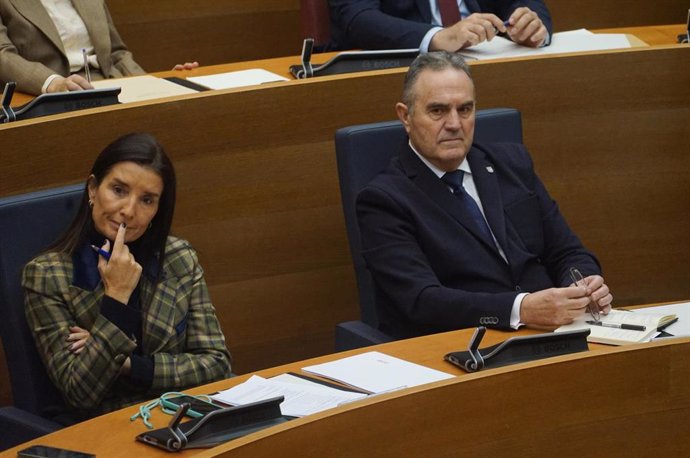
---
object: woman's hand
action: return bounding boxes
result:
[97,223,142,304]
[66,326,91,354]
[172,62,199,71]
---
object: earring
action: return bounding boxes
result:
[148,222,153,229]
[88,199,94,208]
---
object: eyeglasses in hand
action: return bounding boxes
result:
[569,267,600,322]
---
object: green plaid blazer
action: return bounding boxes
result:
[23,236,232,416]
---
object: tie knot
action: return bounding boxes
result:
[441,170,465,194]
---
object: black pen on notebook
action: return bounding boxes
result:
[82,48,91,83]
[90,245,110,261]
[586,321,646,331]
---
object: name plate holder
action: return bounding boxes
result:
[445,327,590,373]
[290,38,418,79]
[1,81,120,123]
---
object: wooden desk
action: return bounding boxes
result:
[102,1,687,70]
[1,33,689,407]
[3,328,690,457]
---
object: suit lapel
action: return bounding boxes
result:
[468,146,508,252]
[11,0,65,54]
[400,145,498,251]
[72,0,111,75]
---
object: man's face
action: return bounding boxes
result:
[396,68,476,172]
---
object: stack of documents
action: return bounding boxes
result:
[302,351,455,394]
[460,29,632,61]
[212,374,367,417]
[186,69,288,90]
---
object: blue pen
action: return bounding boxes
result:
[90,245,111,261]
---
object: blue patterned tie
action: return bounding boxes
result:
[441,170,494,244]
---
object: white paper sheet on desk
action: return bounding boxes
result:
[186,69,288,90]
[633,301,690,338]
[211,375,367,417]
[90,75,197,103]
[302,351,455,394]
[460,30,631,61]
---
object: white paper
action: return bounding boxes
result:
[187,69,288,90]
[460,30,631,61]
[90,75,197,103]
[302,351,455,394]
[211,375,367,417]
[632,302,690,338]
[555,309,670,344]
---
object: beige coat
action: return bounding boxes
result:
[0,0,144,95]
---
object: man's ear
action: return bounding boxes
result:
[396,102,411,133]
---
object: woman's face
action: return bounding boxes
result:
[88,161,164,243]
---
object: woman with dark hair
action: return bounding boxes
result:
[22,133,231,421]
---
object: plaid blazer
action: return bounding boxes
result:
[23,236,232,416]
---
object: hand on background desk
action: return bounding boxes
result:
[505,7,548,47]
[173,61,200,71]
[47,74,93,93]
[430,13,506,51]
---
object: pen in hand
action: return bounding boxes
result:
[90,245,110,261]
[82,48,91,83]
[586,320,646,332]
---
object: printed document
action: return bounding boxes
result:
[302,351,455,394]
[211,375,367,417]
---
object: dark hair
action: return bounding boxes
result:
[402,51,473,111]
[51,132,176,281]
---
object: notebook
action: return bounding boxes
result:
[555,309,677,345]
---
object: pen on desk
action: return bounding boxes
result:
[90,245,110,260]
[82,48,91,83]
[586,320,646,331]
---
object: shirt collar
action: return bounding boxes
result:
[409,140,472,178]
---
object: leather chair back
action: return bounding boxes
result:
[0,184,83,416]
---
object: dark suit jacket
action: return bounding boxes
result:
[356,142,600,339]
[0,0,144,95]
[328,0,552,51]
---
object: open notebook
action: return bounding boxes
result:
[555,309,677,345]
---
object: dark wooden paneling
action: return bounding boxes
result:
[549,0,689,30]
[108,0,302,71]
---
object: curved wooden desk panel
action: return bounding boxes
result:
[0,46,689,386]
[2,330,689,457]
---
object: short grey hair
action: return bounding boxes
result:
[401,51,473,110]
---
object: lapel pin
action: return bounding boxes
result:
[486,165,494,173]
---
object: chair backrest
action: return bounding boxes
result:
[300,0,331,48]
[0,184,83,416]
[335,107,523,327]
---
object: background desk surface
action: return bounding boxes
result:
[2,327,690,457]
[1,34,689,407]
[103,0,689,71]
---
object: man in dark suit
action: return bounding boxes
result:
[328,0,552,51]
[356,51,612,339]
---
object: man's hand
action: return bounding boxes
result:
[505,7,548,47]
[46,75,93,93]
[583,274,613,316]
[430,13,506,51]
[97,223,142,304]
[520,285,591,327]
